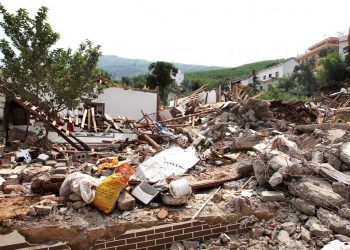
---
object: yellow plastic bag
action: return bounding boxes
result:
[92,173,127,214]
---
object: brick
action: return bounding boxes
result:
[173,222,192,230]
[164,229,184,237]
[155,226,173,233]
[146,233,164,240]
[135,229,154,237]
[193,229,212,237]
[105,239,126,247]
[156,236,174,245]
[202,224,210,229]
[116,244,136,250]
[211,226,228,234]
[93,243,105,249]
[184,225,202,233]
[126,236,145,244]
[136,240,155,248]
[174,233,193,241]
[104,247,116,250]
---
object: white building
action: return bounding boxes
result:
[237,58,299,91]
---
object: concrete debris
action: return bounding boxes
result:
[261,191,285,202]
[117,191,135,211]
[2,87,350,250]
[291,198,315,215]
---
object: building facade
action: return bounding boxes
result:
[236,58,299,91]
[298,37,339,64]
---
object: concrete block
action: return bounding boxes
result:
[117,191,136,211]
[37,154,49,163]
[54,167,68,175]
[34,205,52,216]
[261,191,285,202]
[45,160,57,167]
[54,162,67,168]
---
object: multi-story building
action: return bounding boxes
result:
[339,34,349,60]
[234,58,299,91]
[298,37,339,64]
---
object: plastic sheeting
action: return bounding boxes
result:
[131,146,199,182]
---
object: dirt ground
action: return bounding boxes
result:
[0,195,40,220]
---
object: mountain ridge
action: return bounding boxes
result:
[98,55,225,79]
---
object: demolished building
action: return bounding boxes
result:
[1,84,350,250]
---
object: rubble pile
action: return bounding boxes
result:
[2,89,350,249]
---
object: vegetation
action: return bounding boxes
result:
[260,50,350,101]
[0,4,101,145]
[184,59,283,86]
[98,55,223,79]
[146,61,178,102]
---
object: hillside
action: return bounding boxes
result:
[98,55,224,79]
[184,59,283,83]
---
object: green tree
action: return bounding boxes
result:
[0,4,101,111]
[121,76,131,85]
[319,52,349,87]
[0,4,101,145]
[318,47,335,58]
[146,61,178,101]
[292,62,318,96]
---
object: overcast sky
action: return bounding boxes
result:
[0,0,349,67]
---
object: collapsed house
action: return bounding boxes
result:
[1,85,350,250]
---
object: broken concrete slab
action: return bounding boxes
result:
[288,177,344,208]
[317,207,350,236]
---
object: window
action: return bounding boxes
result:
[263,75,266,80]
[275,71,279,77]
[260,86,263,90]
[269,73,272,78]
